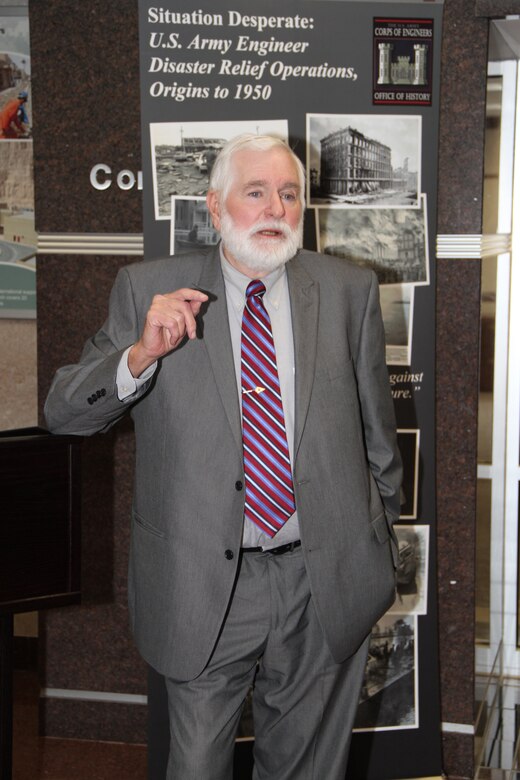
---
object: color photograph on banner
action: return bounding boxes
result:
[0,7,35,318]
[138,0,444,776]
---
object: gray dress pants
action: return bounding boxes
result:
[165,545,369,780]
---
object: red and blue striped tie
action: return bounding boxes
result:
[241,279,296,538]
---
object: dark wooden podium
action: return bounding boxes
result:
[0,428,82,779]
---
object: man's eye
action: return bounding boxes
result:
[247,191,262,198]
[282,192,297,201]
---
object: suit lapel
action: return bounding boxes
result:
[287,258,319,459]
[194,247,243,454]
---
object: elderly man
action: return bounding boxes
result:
[45,133,402,779]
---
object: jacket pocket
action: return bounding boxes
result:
[371,511,389,544]
[371,511,399,568]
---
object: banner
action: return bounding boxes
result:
[138,1,443,776]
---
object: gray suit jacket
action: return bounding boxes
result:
[44,246,402,680]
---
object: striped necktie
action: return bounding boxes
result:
[241,279,296,538]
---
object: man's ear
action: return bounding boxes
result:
[206,190,221,232]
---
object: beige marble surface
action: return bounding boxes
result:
[0,317,37,431]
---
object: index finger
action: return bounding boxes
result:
[167,288,208,340]
[169,287,209,303]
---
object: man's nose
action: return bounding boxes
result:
[265,192,285,219]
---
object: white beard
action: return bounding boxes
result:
[219,209,303,275]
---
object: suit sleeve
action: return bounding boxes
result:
[44,266,153,436]
[354,271,402,524]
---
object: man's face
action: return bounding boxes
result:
[207,147,304,277]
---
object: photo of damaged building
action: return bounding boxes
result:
[317,204,428,286]
[311,123,418,206]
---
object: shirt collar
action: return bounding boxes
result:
[219,242,286,312]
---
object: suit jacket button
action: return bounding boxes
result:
[225,549,234,560]
[235,481,243,491]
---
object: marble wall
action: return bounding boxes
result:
[30,0,147,745]
[436,1,489,775]
[37,254,147,741]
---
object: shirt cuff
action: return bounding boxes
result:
[117,346,157,401]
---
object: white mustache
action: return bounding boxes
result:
[248,220,292,238]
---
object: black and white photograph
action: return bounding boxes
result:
[150,119,288,219]
[315,196,429,286]
[353,614,418,732]
[380,284,414,365]
[391,525,429,616]
[307,113,421,207]
[397,429,420,520]
[169,197,219,256]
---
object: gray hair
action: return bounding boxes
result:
[208,133,306,205]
